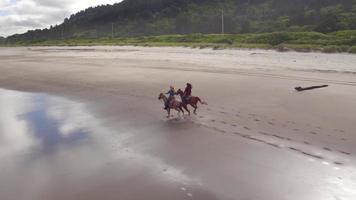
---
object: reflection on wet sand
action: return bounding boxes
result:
[0,89,90,158]
[0,89,206,200]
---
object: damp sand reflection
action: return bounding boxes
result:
[0,89,202,200]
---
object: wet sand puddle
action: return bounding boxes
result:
[0,89,204,200]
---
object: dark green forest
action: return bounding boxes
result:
[2,0,356,51]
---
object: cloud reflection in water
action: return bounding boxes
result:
[0,89,89,158]
[0,89,198,200]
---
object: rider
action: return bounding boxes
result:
[182,83,192,104]
[164,86,175,110]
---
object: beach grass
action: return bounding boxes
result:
[2,31,356,53]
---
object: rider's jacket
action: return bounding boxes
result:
[166,89,175,98]
[183,86,192,96]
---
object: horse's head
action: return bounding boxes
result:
[158,93,164,100]
[176,89,183,95]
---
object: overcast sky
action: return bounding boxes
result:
[0,0,122,37]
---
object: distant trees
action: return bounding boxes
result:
[5,0,356,42]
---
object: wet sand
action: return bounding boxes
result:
[0,46,356,200]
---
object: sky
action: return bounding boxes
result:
[0,0,122,37]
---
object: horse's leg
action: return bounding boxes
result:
[179,106,184,115]
[192,104,198,115]
[167,108,170,118]
[178,105,184,115]
[175,107,181,117]
[183,104,190,115]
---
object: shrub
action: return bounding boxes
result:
[322,45,341,53]
[349,46,356,54]
[214,38,233,45]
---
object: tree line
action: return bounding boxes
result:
[4,0,356,43]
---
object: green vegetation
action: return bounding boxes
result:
[3,31,356,53]
[4,0,356,42]
[1,0,356,53]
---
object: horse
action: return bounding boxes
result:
[176,89,207,115]
[158,93,186,118]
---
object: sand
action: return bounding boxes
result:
[0,46,356,200]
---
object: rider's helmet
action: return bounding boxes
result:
[187,83,192,88]
[170,85,175,90]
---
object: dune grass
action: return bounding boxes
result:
[2,31,356,53]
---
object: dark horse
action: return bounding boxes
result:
[176,89,207,115]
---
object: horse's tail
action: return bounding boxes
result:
[197,97,207,105]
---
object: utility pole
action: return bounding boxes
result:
[221,9,225,35]
[111,23,114,38]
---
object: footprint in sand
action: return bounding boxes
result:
[268,122,274,125]
[244,126,250,130]
[259,131,269,136]
[309,131,318,135]
[254,119,260,122]
[288,147,300,152]
[266,142,281,148]
[334,162,344,166]
[301,152,324,160]
[339,151,351,155]
[323,147,332,152]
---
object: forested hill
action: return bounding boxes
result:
[6,0,356,42]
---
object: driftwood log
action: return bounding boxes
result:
[295,85,328,91]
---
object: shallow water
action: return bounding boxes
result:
[0,89,101,199]
[0,89,201,200]
[0,89,92,157]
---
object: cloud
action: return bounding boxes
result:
[0,0,121,37]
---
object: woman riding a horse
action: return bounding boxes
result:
[164,86,176,110]
[182,83,192,104]
[176,83,207,115]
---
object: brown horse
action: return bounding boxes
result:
[176,89,207,114]
[158,93,186,118]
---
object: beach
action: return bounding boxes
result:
[0,46,356,200]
